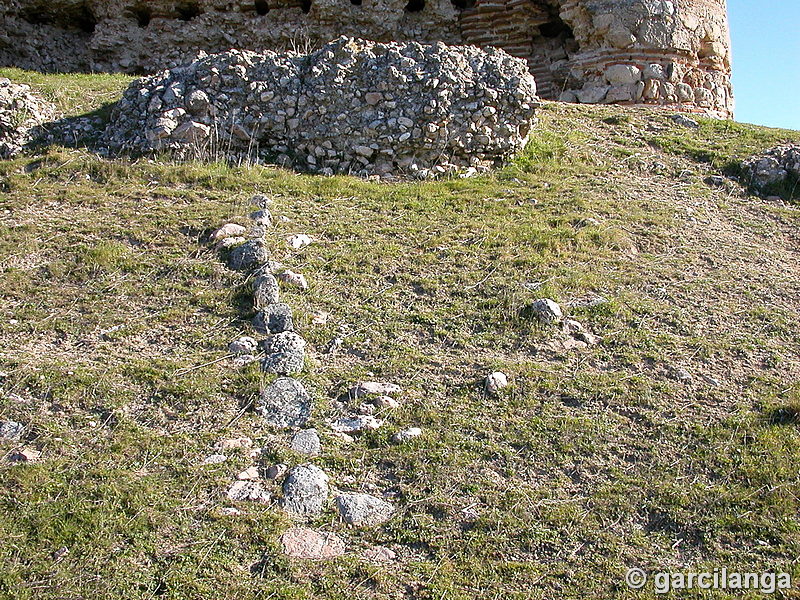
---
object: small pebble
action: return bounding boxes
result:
[229,336,258,355]
[485,372,508,395]
[210,223,246,242]
[331,415,383,434]
[220,437,253,450]
[288,234,313,249]
[8,447,40,463]
[0,420,24,440]
[290,429,322,456]
[237,466,260,481]
[227,480,271,503]
[250,209,272,226]
[312,311,329,325]
[216,236,246,249]
[265,463,288,480]
[350,382,402,398]
[393,427,422,443]
[277,270,309,291]
[364,546,397,562]
[529,298,563,324]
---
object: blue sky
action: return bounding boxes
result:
[728,0,800,130]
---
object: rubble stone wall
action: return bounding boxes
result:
[0,0,733,117]
[99,38,539,177]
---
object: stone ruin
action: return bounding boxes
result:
[0,78,56,159]
[0,0,733,118]
[100,37,539,177]
[742,145,800,194]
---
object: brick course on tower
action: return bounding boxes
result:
[0,0,733,117]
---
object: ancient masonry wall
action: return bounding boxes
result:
[0,0,733,117]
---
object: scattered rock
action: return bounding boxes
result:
[257,377,312,427]
[557,336,589,352]
[364,395,399,409]
[393,427,422,443]
[311,311,329,325]
[331,415,383,434]
[281,527,346,560]
[226,480,271,503]
[335,492,395,527]
[228,239,270,271]
[211,223,246,242]
[485,372,508,395]
[350,382,402,398]
[288,234,313,249]
[277,270,309,291]
[357,393,400,412]
[670,114,700,128]
[283,464,330,517]
[331,431,355,444]
[237,466,261,481]
[673,367,693,383]
[220,437,253,450]
[706,175,726,187]
[229,336,258,355]
[290,429,321,456]
[253,273,281,308]
[253,303,294,334]
[260,332,307,375]
[562,319,599,345]
[0,420,24,440]
[528,298,563,324]
[363,546,397,562]
[202,454,228,465]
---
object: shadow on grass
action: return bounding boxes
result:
[27,101,118,153]
[766,405,800,426]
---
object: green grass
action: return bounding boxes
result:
[1,76,800,599]
[648,117,800,199]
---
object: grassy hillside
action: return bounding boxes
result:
[1,69,800,599]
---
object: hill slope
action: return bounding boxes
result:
[1,70,800,599]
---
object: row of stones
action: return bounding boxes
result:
[561,61,731,117]
[210,194,420,559]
